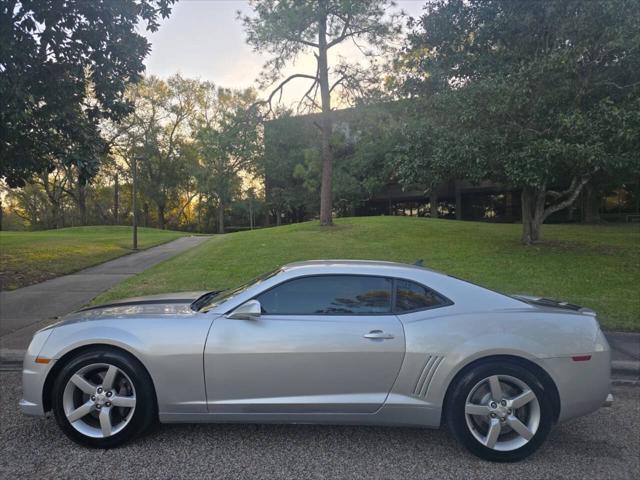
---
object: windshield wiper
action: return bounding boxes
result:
[190,290,223,311]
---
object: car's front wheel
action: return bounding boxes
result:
[52,348,156,448]
[446,360,554,462]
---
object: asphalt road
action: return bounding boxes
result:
[0,373,638,480]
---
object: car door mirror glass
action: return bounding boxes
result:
[226,299,261,320]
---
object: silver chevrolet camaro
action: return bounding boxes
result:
[20,260,612,461]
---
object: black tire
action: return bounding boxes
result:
[446,360,554,462]
[52,347,157,448]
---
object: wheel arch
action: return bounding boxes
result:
[42,343,158,414]
[440,354,561,425]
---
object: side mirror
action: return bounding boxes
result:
[226,299,261,320]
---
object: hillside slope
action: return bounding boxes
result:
[94,217,639,330]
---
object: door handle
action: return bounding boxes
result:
[364,330,395,340]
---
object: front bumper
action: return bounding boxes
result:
[19,328,55,417]
[20,363,50,417]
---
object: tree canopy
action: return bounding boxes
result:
[194,86,262,233]
[3,0,638,239]
[394,0,640,243]
[0,0,176,187]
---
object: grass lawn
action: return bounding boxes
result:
[94,217,639,331]
[0,226,186,290]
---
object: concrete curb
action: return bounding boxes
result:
[0,349,26,364]
[611,360,640,376]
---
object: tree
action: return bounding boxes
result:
[105,76,199,230]
[263,111,320,223]
[332,104,404,216]
[130,76,199,229]
[194,86,262,233]
[392,94,491,219]
[240,0,401,226]
[396,0,640,243]
[262,105,402,223]
[0,0,176,187]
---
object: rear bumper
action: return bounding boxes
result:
[540,349,611,422]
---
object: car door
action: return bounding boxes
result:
[204,274,405,414]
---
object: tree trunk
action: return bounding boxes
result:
[132,156,138,250]
[113,173,119,225]
[218,202,225,234]
[505,191,514,222]
[143,202,149,228]
[521,187,542,244]
[521,177,590,244]
[50,203,61,229]
[430,192,438,218]
[78,182,87,226]
[249,198,254,230]
[582,182,601,224]
[455,182,462,220]
[158,204,165,230]
[317,6,333,226]
[196,194,203,232]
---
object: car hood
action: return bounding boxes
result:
[62,291,209,321]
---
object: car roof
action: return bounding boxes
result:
[281,259,439,274]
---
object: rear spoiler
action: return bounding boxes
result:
[511,294,596,316]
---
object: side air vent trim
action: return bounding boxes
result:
[413,355,444,398]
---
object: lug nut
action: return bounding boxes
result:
[97,387,103,394]
[105,402,111,407]
[96,404,102,409]
[91,395,96,401]
[490,412,497,418]
[106,391,112,397]
[501,400,507,406]
[490,402,497,408]
[507,409,512,414]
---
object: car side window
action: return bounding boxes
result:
[257,275,393,315]
[395,279,445,312]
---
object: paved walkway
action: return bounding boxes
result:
[0,235,210,359]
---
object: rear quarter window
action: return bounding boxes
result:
[395,279,448,312]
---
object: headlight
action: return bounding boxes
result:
[25,328,54,360]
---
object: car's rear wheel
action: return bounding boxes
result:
[446,360,554,462]
[52,348,156,448]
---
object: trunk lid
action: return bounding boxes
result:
[511,294,596,316]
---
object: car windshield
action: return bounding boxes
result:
[195,268,281,312]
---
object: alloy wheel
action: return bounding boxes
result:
[62,363,137,438]
[464,374,540,451]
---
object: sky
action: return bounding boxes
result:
[141,0,427,106]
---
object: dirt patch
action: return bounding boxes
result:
[0,270,58,291]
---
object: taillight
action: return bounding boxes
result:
[571,355,592,362]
